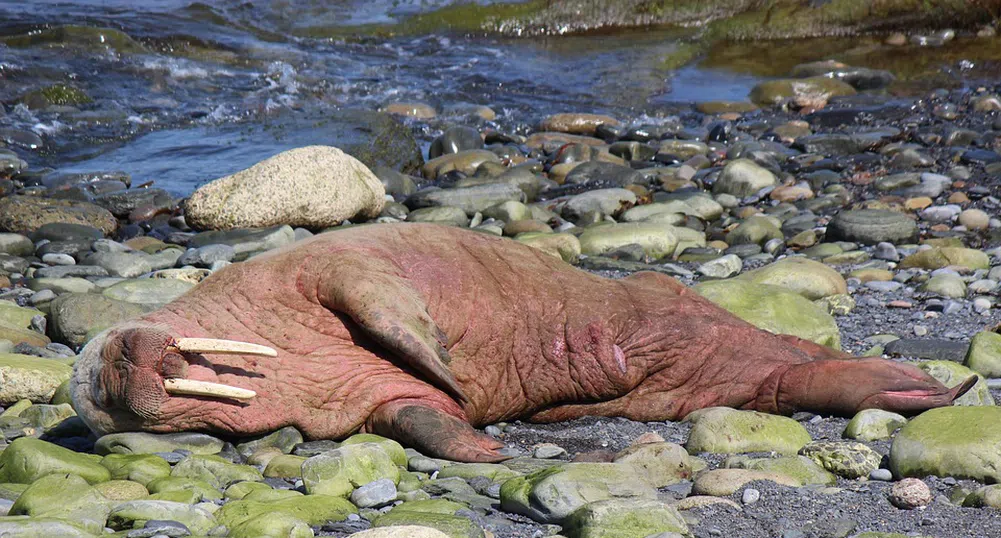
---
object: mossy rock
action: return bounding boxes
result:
[100,454,171,486]
[578,222,680,260]
[694,280,841,349]
[562,498,688,538]
[169,454,263,489]
[724,455,835,486]
[965,330,1001,378]
[898,247,990,271]
[107,500,217,534]
[890,407,1001,482]
[3,25,145,52]
[738,257,847,300]
[0,438,110,484]
[910,360,994,406]
[301,442,401,497]
[9,473,111,534]
[339,433,408,467]
[229,512,315,538]
[146,476,223,501]
[842,409,907,442]
[0,354,73,405]
[373,510,485,538]
[685,407,811,455]
[216,494,357,529]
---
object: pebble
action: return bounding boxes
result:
[869,469,893,481]
[741,488,761,505]
[350,478,398,508]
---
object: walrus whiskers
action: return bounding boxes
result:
[174,338,278,357]
[163,378,256,401]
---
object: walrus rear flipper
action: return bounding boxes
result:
[366,399,509,463]
[317,255,468,402]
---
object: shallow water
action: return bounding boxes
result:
[1,0,998,194]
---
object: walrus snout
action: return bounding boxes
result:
[71,323,274,434]
[755,358,976,417]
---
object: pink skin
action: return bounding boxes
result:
[71,224,975,462]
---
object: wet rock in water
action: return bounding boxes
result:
[185,146,385,230]
[891,406,1001,482]
[405,184,525,215]
[373,166,418,199]
[825,209,917,245]
[724,454,835,486]
[0,437,110,484]
[712,159,776,198]
[749,76,856,107]
[911,360,993,406]
[380,101,435,119]
[737,257,846,300]
[888,478,933,509]
[694,280,841,348]
[93,188,173,219]
[789,60,895,90]
[95,432,225,455]
[685,407,811,455]
[429,126,483,159]
[301,442,400,497]
[562,498,688,538]
[0,196,118,235]
[899,247,990,271]
[843,409,908,441]
[539,113,619,135]
[798,441,881,479]
[422,149,500,180]
[500,463,657,523]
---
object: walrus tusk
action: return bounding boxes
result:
[163,378,256,401]
[175,338,278,357]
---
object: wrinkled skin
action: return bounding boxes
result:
[72,223,974,462]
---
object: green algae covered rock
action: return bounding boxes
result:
[302,442,401,497]
[738,256,847,300]
[965,330,1001,378]
[107,500,216,534]
[373,510,485,538]
[0,354,73,405]
[898,247,990,271]
[724,455,836,486]
[216,494,357,529]
[612,441,691,487]
[578,222,680,260]
[229,512,315,538]
[94,431,225,455]
[169,454,263,489]
[339,433,409,467]
[843,409,907,441]
[146,476,223,502]
[562,498,688,538]
[890,407,1001,482]
[685,407,812,455]
[9,474,111,534]
[500,463,657,524]
[694,280,841,349]
[0,517,97,538]
[100,454,171,486]
[0,438,110,484]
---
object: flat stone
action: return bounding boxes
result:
[825,210,917,245]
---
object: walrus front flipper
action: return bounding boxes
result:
[366,399,509,463]
[317,257,467,402]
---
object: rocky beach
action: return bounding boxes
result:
[3,1,1001,537]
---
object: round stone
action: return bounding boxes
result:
[889,478,933,509]
[959,209,990,230]
[825,209,918,245]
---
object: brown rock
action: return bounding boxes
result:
[525,132,605,151]
[0,196,117,236]
[904,197,933,211]
[948,192,970,204]
[539,113,619,135]
[770,185,814,202]
[959,209,989,230]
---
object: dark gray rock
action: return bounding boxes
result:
[825,210,918,245]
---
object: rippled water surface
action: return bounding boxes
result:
[1,0,997,193]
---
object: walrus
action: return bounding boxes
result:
[71,223,975,462]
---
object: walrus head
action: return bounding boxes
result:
[750,357,978,417]
[71,322,274,435]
